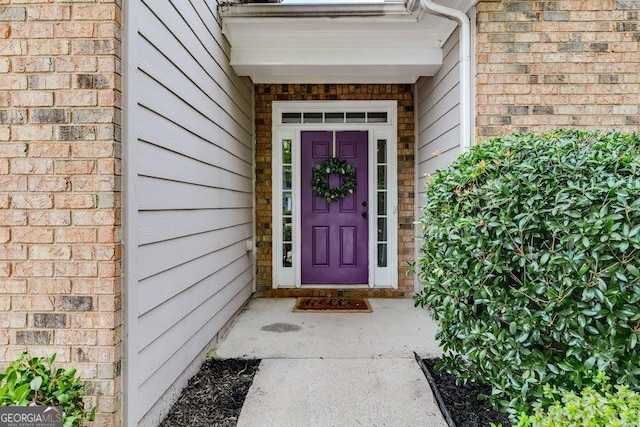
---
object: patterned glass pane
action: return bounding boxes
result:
[325,112,344,123]
[377,243,387,268]
[377,166,386,190]
[377,139,387,164]
[346,112,366,123]
[283,139,292,164]
[377,192,386,216]
[282,113,301,124]
[283,166,292,190]
[367,112,388,123]
[283,217,292,242]
[377,218,387,242]
[303,112,323,123]
[283,191,292,215]
[283,243,293,267]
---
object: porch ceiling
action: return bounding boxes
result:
[219,1,472,84]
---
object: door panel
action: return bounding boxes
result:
[340,226,357,266]
[301,130,369,284]
[312,226,329,266]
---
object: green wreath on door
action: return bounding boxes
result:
[311,157,357,203]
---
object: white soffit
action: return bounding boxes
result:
[220,1,471,84]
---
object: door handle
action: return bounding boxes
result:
[362,212,368,218]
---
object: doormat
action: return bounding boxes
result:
[293,297,372,313]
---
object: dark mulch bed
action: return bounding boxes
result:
[161,356,512,427]
[423,358,512,427]
[160,359,260,427]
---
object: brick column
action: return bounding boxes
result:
[476,0,640,138]
[0,2,121,425]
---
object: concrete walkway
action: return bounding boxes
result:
[214,298,447,427]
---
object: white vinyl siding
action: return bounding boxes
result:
[125,0,254,425]
[416,28,461,209]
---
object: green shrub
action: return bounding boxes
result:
[414,130,640,415]
[0,352,95,427]
[516,372,640,427]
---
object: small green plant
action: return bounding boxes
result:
[414,130,640,414]
[0,352,95,427]
[516,372,640,427]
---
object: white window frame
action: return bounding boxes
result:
[272,100,398,289]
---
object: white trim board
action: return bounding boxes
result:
[271,101,398,290]
[122,0,139,424]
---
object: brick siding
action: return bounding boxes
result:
[254,84,415,298]
[0,2,122,425]
[476,0,640,138]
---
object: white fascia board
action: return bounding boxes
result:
[250,75,432,84]
[231,47,442,66]
[231,46,442,83]
[236,63,442,84]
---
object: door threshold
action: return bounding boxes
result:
[274,284,396,289]
[300,284,370,289]
[258,287,406,298]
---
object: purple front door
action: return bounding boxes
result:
[301,131,369,284]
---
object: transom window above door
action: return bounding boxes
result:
[281,111,388,125]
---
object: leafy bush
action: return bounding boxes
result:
[414,130,640,415]
[0,352,95,427]
[516,372,640,427]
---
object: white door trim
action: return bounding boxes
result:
[272,100,398,289]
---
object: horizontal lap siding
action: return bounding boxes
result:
[128,0,253,424]
[416,29,461,210]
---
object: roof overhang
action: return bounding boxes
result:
[220,0,475,84]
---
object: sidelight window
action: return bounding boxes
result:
[282,139,293,267]
[376,139,388,268]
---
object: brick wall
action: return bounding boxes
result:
[0,2,122,425]
[476,0,640,138]
[255,84,415,298]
